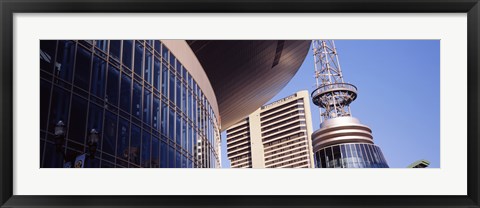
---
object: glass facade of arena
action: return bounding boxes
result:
[40,40,221,168]
[314,143,389,168]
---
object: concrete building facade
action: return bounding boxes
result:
[226,91,315,168]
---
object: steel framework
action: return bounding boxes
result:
[311,40,357,123]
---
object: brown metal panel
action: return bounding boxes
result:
[187,40,310,130]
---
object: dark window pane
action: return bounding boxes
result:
[153,58,161,90]
[160,140,168,168]
[87,103,103,134]
[325,147,333,168]
[168,107,175,140]
[153,97,160,130]
[130,124,141,165]
[109,40,121,60]
[55,40,75,83]
[176,78,181,106]
[181,119,187,150]
[143,90,151,125]
[48,86,70,133]
[332,145,341,168]
[154,40,161,53]
[188,124,193,154]
[187,91,192,120]
[117,117,130,162]
[161,102,168,136]
[181,84,187,112]
[132,81,142,120]
[175,150,181,168]
[161,44,168,60]
[168,144,175,168]
[69,95,87,144]
[95,40,108,51]
[40,80,51,130]
[74,46,91,90]
[106,65,119,106]
[134,41,144,77]
[176,113,181,145]
[120,74,132,113]
[102,111,117,155]
[161,63,168,96]
[169,72,175,102]
[40,40,57,72]
[151,137,159,168]
[169,53,176,70]
[144,50,152,84]
[141,131,151,167]
[91,55,106,98]
[122,40,133,69]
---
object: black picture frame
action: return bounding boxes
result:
[1,0,479,207]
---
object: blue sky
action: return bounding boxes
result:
[221,40,440,168]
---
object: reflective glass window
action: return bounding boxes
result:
[161,44,168,60]
[169,71,175,102]
[74,47,91,90]
[168,107,175,140]
[91,55,106,98]
[176,113,181,145]
[176,77,181,106]
[102,111,117,155]
[151,137,159,168]
[143,89,151,125]
[181,119,187,150]
[55,40,76,83]
[109,40,121,60]
[160,140,168,168]
[142,131,151,167]
[187,90,192,119]
[182,155,187,168]
[106,65,119,106]
[325,147,333,168]
[117,117,130,162]
[40,80,51,130]
[69,95,87,144]
[154,40,161,53]
[49,86,70,133]
[169,53,176,70]
[130,124,141,165]
[153,97,160,130]
[153,58,161,90]
[134,41,144,77]
[40,40,56,72]
[188,124,193,154]
[168,144,175,167]
[161,102,168,136]
[122,40,133,69]
[161,63,168,96]
[319,149,326,168]
[144,50,152,84]
[87,103,103,135]
[132,81,142,119]
[95,40,108,51]
[120,74,132,113]
[332,145,341,168]
[176,150,181,168]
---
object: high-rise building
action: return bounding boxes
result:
[40,40,310,168]
[226,91,315,168]
[310,40,389,168]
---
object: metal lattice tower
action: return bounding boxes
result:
[311,40,357,123]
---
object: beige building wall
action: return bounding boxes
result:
[226,90,314,168]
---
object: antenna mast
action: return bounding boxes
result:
[312,40,357,123]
